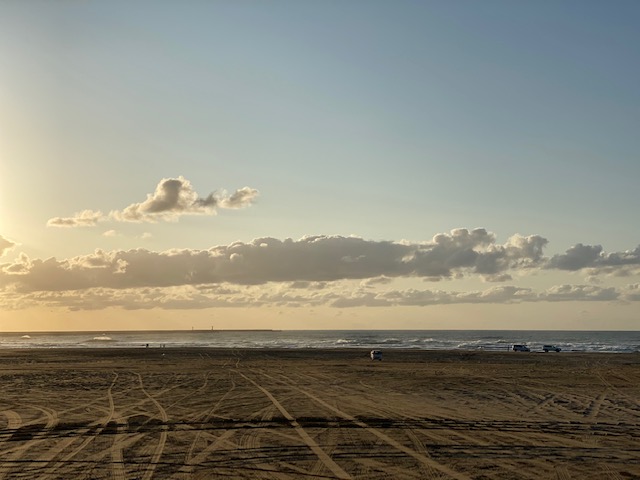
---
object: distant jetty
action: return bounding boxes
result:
[207,329,281,332]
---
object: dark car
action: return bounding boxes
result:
[512,344,530,352]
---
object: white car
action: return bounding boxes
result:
[370,350,382,361]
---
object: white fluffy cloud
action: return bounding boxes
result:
[547,244,640,272]
[218,187,261,209]
[2,228,640,311]
[0,235,16,257]
[408,229,547,279]
[47,210,103,228]
[47,177,259,227]
[0,230,550,292]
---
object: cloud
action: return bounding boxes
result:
[405,229,548,280]
[0,230,629,292]
[2,228,640,313]
[547,244,604,270]
[47,177,259,227]
[622,284,640,302]
[360,276,393,287]
[47,210,104,228]
[539,284,619,302]
[330,284,630,308]
[110,177,259,223]
[547,244,640,272]
[1,281,636,312]
[0,235,16,257]
[0,229,554,292]
[332,285,536,308]
[219,187,260,209]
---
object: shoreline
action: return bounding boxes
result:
[3,330,638,354]
[1,346,639,355]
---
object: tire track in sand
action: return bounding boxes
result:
[585,391,607,421]
[238,372,352,480]
[0,409,22,479]
[107,373,127,480]
[170,430,237,479]
[135,372,168,480]
[555,465,573,480]
[0,410,21,430]
[0,405,58,480]
[30,405,58,430]
[29,373,125,480]
[180,374,237,477]
[269,372,472,480]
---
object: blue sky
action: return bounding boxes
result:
[1,1,639,331]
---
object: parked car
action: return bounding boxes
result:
[370,350,383,361]
[512,344,530,352]
[543,345,561,352]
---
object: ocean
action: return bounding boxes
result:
[1,330,638,353]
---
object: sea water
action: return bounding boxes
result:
[0,330,638,353]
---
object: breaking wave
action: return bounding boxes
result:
[91,335,113,341]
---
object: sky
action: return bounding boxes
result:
[1,0,639,331]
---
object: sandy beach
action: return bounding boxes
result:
[0,348,638,479]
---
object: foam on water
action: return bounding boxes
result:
[92,335,112,341]
[0,330,638,352]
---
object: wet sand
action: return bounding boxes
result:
[0,348,638,479]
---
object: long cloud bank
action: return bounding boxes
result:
[1,229,639,299]
[1,282,639,311]
[1,229,546,291]
[46,177,259,227]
